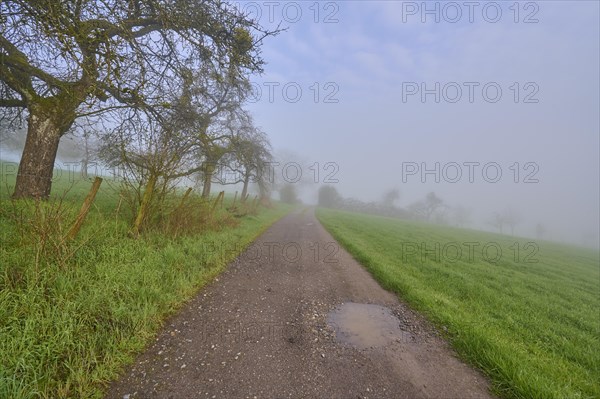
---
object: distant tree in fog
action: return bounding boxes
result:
[503,208,521,235]
[58,128,100,179]
[452,206,472,227]
[318,185,341,208]
[381,188,400,208]
[489,212,505,233]
[489,208,520,235]
[408,192,444,221]
[280,184,299,204]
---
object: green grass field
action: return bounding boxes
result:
[317,208,599,399]
[0,162,293,398]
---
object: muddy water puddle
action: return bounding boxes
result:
[327,302,413,349]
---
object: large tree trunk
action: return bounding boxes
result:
[201,172,213,198]
[12,103,74,199]
[240,174,250,203]
[13,113,62,199]
[132,174,158,236]
[81,158,89,179]
[201,161,216,198]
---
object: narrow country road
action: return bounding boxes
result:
[106,209,494,399]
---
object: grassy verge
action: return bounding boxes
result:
[0,164,293,398]
[316,208,599,399]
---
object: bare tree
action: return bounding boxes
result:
[488,212,505,233]
[224,118,272,202]
[57,126,101,179]
[198,138,229,198]
[100,57,257,234]
[101,108,198,235]
[488,208,520,235]
[503,208,521,236]
[173,63,253,199]
[409,192,444,221]
[1,0,278,199]
[79,129,97,179]
[193,112,240,199]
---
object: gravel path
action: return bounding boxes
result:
[106,208,495,399]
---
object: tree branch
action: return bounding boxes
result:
[0,98,26,107]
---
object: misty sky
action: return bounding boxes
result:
[242,1,599,245]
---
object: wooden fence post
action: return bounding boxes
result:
[211,191,224,214]
[66,177,103,240]
[175,188,193,213]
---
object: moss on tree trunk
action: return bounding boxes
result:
[12,103,71,199]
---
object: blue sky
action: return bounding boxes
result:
[242,1,600,245]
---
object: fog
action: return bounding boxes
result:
[2,1,598,248]
[242,1,599,248]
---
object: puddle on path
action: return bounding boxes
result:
[327,302,409,349]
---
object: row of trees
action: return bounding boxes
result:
[0,0,280,204]
[318,185,533,235]
[318,186,448,222]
